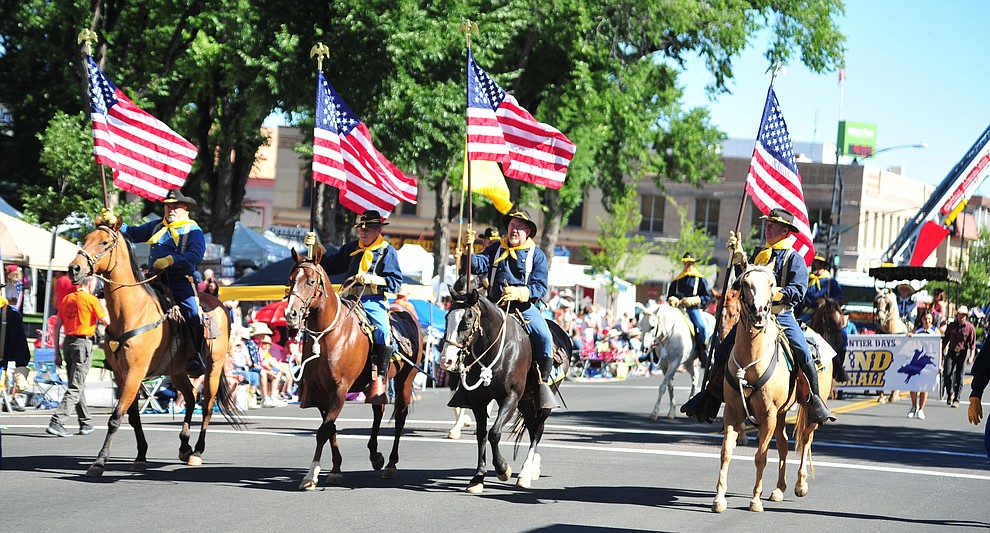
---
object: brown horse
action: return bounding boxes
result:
[68,223,240,477]
[284,248,422,489]
[713,266,832,513]
[809,297,849,384]
[712,288,742,341]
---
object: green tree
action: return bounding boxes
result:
[660,202,716,268]
[931,228,990,310]
[585,185,656,316]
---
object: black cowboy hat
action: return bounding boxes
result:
[353,209,389,228]
[813,253,827,263]
[681,251,697,263]
[482,227,501,240]
[760,208,799,232]
[501,209,537,236]
[163,189,198,209]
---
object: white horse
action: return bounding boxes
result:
[648,305,715,420]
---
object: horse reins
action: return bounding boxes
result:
[447,299,510,390]
[76,225,162,288]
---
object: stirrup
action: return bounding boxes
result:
[447,385,471,408]
[537,383,560,410]
[185,356,205,378]
[807,394,836,424]
[681,391,720,424]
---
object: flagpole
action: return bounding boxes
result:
[460,19,478,290]
[700,65,782,391]
[307,43,330,259]
[79,29,111,209]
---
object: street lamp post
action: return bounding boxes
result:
[825,142,928,271]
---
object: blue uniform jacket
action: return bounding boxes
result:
[799,274,844,315]
[122,219,205,277]
[471,243,549,304]
[321,240,403,295]
[734,247,808,308]
[666,275,712,308]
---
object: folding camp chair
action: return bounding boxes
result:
[30,348,67,409]
[138,376,168,414]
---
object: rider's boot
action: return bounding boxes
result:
[365,344,393,405]
[694,332,709,366]
[680,362,724,423]
[185,321,206,378]
[801,357,836,424]
[536,355,560,410]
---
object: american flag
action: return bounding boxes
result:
[87,57,197,201]
[745,87,814,265]
[311,72,417,217]
[466,49,576,189]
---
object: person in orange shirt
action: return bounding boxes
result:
[47,276,109,437]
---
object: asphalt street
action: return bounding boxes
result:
[2,372,988,532]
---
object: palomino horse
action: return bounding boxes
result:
[284,249,422,489]
[68,223,240,477]
[713,266,832,513]
[439,290,571,493]
[809,297,849,384]
[647,305,710,420]
[874,289,907,403]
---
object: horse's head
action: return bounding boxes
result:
[69,222,123,284]
[284,247,328,330]
[438,290,482,371]
[738,266,776,329]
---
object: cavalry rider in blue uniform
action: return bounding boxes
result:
[458,209,557,410]
[682,208,835,425]
[667,252,712,365]
[105,189,207,376]
[320,210,402,405]
[797,253,844,323]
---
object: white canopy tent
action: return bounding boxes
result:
[0,212,80,271]
[396,243,435,284]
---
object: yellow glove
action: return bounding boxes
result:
[99,208,117,226]
[772,288,785,303]
[152,255,175,270]
[682,296,702,308]
[668,296,681,308]
[355,272,386,286]
[466,228,477,245]
[502,286,530,302]
[969,396,983,425]
[0,295,7,308]
[727,231,746,266]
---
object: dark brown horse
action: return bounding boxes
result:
[438,289,571,493]
[68,223,240,477]
[809,297,849,383]
[284,248,422,489]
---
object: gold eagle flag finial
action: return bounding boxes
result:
[458,20,479,48]
[310,43,330,72]
[77,29,98,56]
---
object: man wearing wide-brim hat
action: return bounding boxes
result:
[683,207,835,426]
[458,209,557,410]
[667,251,712,365]
[99,188,208,377]
[320,209,403,404]
[943,304,976,408]
[798,252,844,323]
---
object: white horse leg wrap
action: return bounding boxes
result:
[304,461,321,482]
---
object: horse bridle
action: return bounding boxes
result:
[286,261,328,323]
[442,302,483,358]
[737,269,773,334]
[76,224,120,276]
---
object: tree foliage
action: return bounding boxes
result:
[659,202,715,268]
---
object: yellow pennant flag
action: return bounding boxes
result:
[463,144,512,214]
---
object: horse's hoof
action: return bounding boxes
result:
[648,412,659,421]
[186,454,203,467]
[447,429,461,440]
[326,472,344,485]
[749,499,764,512]
[666,411,675,420]
[130,461,147,472]
[516,473,531,488]
[466,481,484,493]
[178,450,192,462]
[497,464,512,482]
[299,479,318,491]
[371,453,385,471]
[86,465,105,478]
[795,482,808,497]
[381,466,397,479]
[770,489,784,502]
[711,497,727,513]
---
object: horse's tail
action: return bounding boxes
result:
[793,401,815,479]
[510,408,527,461]
[215,367,249,431]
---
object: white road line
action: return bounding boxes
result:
[6,423,988,480]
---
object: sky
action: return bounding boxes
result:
[678,0,990,195]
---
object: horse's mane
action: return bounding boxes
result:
[110,226,160,300]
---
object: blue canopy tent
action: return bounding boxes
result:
[410,299,445,333]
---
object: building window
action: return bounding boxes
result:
[695,198,719,236]
[639,194,665,233]
[399,202,417,216]
[566,199,584,228]
[301,173,312,208]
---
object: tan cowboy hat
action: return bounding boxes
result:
[501,209,538,237]
[248,322,273,337]
[353,209,389,228]
[163,189,198,210]
[760,208,799,232]
[956,305,969,315]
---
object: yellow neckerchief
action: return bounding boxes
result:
[349,235,387,273]
[671,264,703,282]
[148,218,195,246]
[808,268,830,290]
[753,235,796,266]
[494,236,536,264]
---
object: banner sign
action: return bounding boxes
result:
[839,334,941,393]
